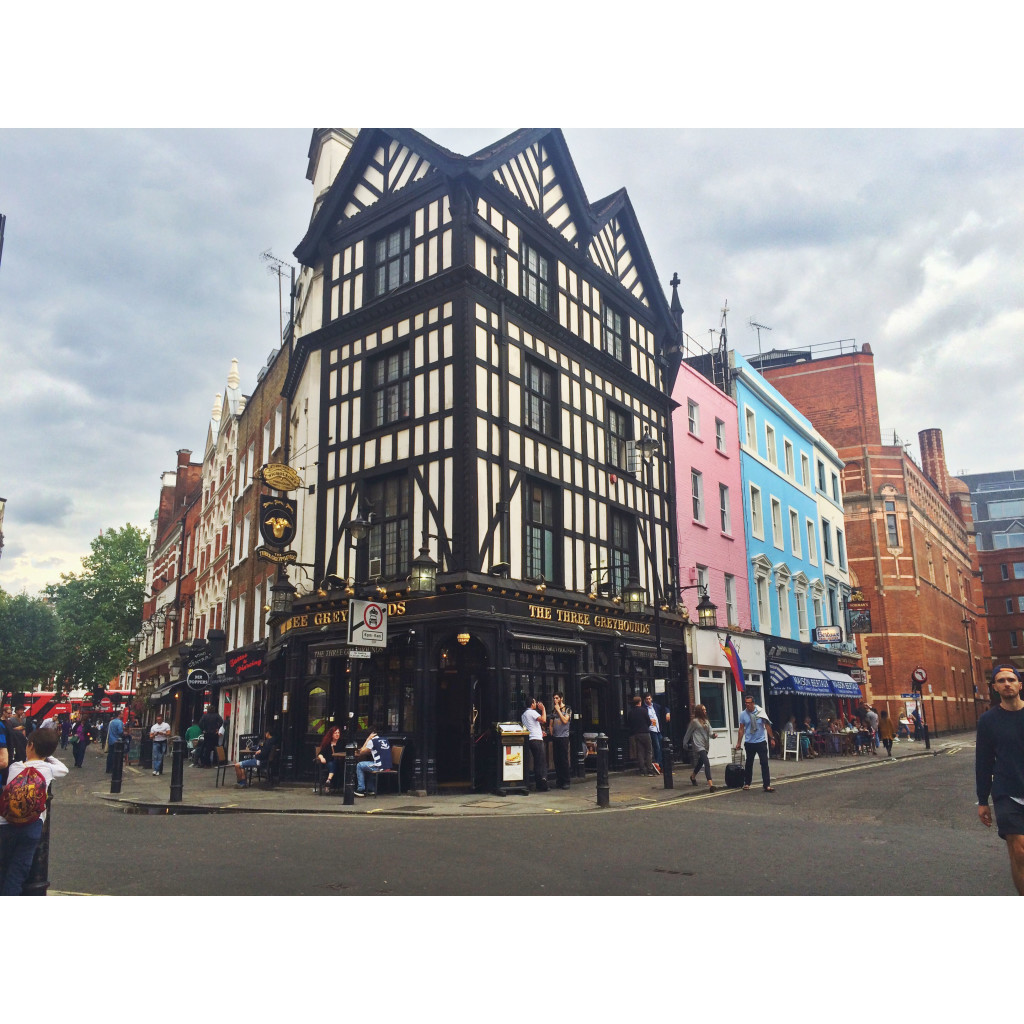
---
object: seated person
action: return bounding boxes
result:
[234,731,276,787]
[316,726,343,793]
[353,728,392,797]
[185,721,202,765]
[800,716,818,757]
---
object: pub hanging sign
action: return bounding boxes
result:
[257,495,297,564]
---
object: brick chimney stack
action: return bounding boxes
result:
[918,428,949,499]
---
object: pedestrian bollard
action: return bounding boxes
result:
[109,739,125,794]
[343,741,357,805]
[169,737,184,803]
[662,735,674,789]
[22,786,52,896]
[596,733,610,808]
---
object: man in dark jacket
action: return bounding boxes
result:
[199,706,224,767]
[628,696,654,776]
[976,664,1024,895]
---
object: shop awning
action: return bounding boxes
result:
[822,670,863,698]
[148,679,183,704]
[769,664,833,696]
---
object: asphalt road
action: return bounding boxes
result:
[47,740,1011,895]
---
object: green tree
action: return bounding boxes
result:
[0,588,61,690]
[44,524,148,688]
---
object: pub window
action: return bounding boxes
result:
[525,480,558,583]
[371,221,412,297]
[524,358,556,436]
[607,509,635,597]
[602,302,626,361]
[368,346,411,428]
[521,240,551,311]
[366,474,411,578]
[606,403,631,470]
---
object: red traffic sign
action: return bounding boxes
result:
[911,667,928,685]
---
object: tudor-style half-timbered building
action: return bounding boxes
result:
[270,128,687,793]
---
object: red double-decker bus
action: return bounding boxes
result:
[6,689,135,722]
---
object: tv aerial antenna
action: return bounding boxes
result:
[749,319,772,358]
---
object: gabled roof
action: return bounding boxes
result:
[293,128,675,330]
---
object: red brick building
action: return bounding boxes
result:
[221,343,290,755]
[753,343,990,732]
[134,450,202,720]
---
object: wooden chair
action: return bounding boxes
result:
[369,743,404,795]
[214,746,240,787]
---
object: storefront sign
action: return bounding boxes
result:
[258,463,302,492]
[187,669,211,692]
[526,604,651,635]
[278,600,407,637]
[227,649,265,679]
[256,545,297,564]
[258,495,297,548]
[813,625,843,645]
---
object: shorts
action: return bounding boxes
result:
[993,796,1024,839]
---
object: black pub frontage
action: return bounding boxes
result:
[266,574,688,794]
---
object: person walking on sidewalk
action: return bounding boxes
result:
[149,713,171,775]
[975,664,1024,895]
[878,710,896,759]
[683,704,717,791]
[105,712,126,774]
[735,693,776,792]
[628,696,654,776]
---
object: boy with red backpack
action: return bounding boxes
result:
[0,727,68,895]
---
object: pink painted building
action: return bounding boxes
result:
[671,359,750,630]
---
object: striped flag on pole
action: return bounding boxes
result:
[720,636,746,694]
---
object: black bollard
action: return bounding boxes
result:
[22,785,52,896]
[596,733,610,808]
[662,735,674,789]
[169,737,184,803]
[343,741,357,805]
[109,739,125,794]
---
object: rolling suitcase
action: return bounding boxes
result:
[724,748,745,789]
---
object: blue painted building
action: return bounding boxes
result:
[730,351,861,717]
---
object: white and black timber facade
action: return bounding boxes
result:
[270,128,688,792]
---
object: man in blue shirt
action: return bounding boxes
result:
[735,693,777,792]
[105,713,126,774]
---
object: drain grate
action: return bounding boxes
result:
[654,867,695,877]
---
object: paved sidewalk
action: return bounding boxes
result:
[82,731,969,819]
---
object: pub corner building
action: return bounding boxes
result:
[183,127,717,794]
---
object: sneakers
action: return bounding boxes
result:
[652,763,662,775]
[236,781,247,788]
[354,790,366,797]
[152,771,159,776]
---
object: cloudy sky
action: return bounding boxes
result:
[1,123,1021,596]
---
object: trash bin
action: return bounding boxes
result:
[494,722,529,796]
